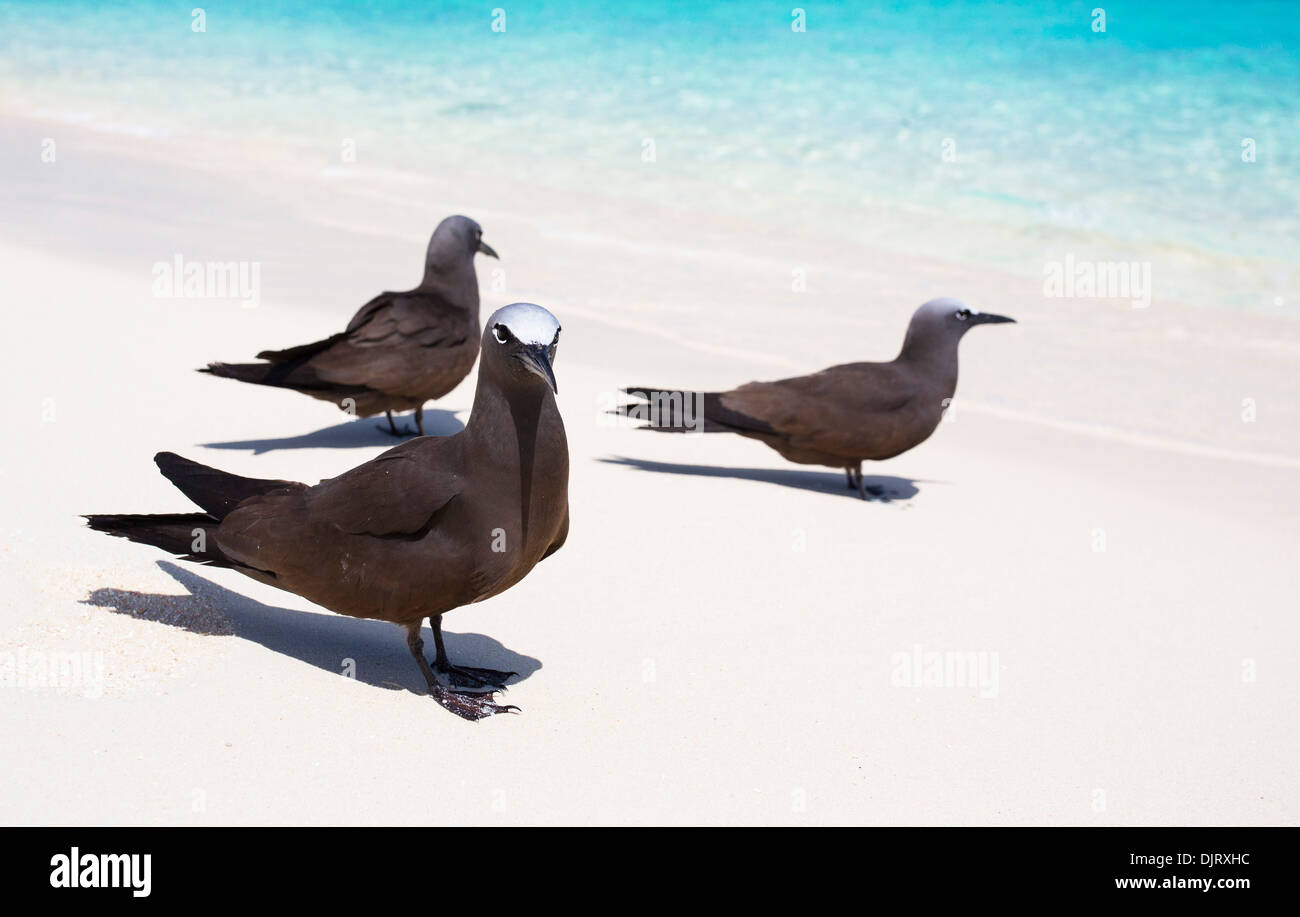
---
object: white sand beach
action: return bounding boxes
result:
[1,113,1297,826]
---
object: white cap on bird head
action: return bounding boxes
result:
[488,302,562,347]
[485,302,563,393]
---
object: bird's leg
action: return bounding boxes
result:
[415,405,425,437]
[406,623,440,692]
[432,615,517,689]
[851,466,887,500]
[377,409,417,437]
[845,467,856,490]
[406,623,517,721]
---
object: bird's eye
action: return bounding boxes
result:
[492,324,513,344]
[551,328,561,347]
[955,309,970,321]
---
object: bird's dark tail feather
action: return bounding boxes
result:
[84,453,300,568]
[198,361,369,410]
[199,361,274,384]
[154,451,297,519]
[255,332,348,364]
[199,332,347,389]
[83,513,232,567]
[612,386,733,433]
[199,360,310,388]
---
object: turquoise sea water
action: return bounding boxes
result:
[1,0,1297,306]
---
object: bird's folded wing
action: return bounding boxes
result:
[255,331,351,364]
[310,291,472,391]
[218,440,463,577]
[345,290,400,333]
[304,440,463,537]
[719,364,916,436]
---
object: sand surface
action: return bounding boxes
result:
[1,115,1296,825]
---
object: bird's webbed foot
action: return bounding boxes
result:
[436,660,518,690]
[407,625,516,720]
[847,465,888,500]
[429,683,519,721]
[377,410,419,437]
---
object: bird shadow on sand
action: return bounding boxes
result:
[200,409,465,455]
[81,561,540,694]
[599,456,923,501]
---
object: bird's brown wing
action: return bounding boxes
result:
[344,290,400,334]
[716,363,921,457]
[216,437,463,578]
[719,363,914,431]
[303,438,464,536]
[304,290,475,395]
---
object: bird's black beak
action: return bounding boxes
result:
[515,345,558,394]
[476,239,499,259]
[975,312,1016,325]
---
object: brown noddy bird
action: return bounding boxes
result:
[88,303,567,721]
[201,214,499,437]
[617,298,1015,499]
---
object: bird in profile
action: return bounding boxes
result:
[201,214,499,436]
[89,303,568,721]
[617,298,1015,499]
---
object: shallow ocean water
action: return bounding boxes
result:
[1,0,1296,307]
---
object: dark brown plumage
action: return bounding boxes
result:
[618,298,1015,498]
[89,303,568,720]
[201,214,499,436]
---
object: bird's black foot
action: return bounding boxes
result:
[409,624,516,720]
[856,485,890,501]
[437,660,517,690]
[429,684,519,721]
[377,410,419,437]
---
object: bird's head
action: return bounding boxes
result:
[482,303,561,394]
[425,214,498,274]
[911,297,1015,339]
